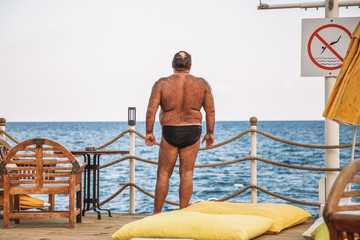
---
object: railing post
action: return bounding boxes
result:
[128,107,136,214]
[0,118,6,140]
[250,117,258,203]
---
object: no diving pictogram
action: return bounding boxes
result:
[307,24,351,70]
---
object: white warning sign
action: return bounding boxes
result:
[301,17,360,77]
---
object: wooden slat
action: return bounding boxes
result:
[40,147,57,151]
[14,154,37,157]
[337,204,360,211]
[350,176,360,183]
[44,173,71,177]
[23,147,37,151]
[9,186,70,194]
[8,160,36,165]
[10,180,36,184]
[24,147,55,151]
[10,173,36,178]
[9,211,69,219]
[44,167,73,171]
[9,167,37,171]
[43,160,71,164]
[43,180,69,184]
[342,190,360,198]
[42,153,66,158]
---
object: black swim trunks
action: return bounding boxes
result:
[162,125,202,149]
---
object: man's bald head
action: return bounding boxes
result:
[172,51,192,71]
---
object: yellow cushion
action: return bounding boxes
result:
[181,201,312,234]
[311,222,329,240]
[111,210,274,240]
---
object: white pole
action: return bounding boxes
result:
[0,118,6,140]
[129,125,135,214]
[324,0,340,200]
[250,117,258,203]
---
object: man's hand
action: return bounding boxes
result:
[201,134,214,149]
[145,133,156,146]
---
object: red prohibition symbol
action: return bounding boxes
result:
[307,24,352,70]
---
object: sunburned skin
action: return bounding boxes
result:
[149,73,212,126]
[146,71,215,133]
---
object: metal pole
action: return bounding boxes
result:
[0,118,6,140]
[129,125,135,214]
[250,117,258,203]
[258,0,360,10]
[324,0,340,200]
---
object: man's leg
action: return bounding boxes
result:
[178,140,200,209]
[154,137,179,214]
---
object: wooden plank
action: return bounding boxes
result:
[9,186,70,194]
[13,154,37,157]
[9,211,69,218]
[8,160,36,164]
[351,176,360,183]
[337,204,360,211]
[0,214,315,240]
[342,190,360,198]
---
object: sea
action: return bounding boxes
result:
[3,121,360,218]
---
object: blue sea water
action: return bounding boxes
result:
[4,121,360,218]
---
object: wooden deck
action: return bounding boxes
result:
[1,213,314,240]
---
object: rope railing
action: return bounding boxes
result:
[1,122,356,211]
[99,155,343,172]
[87,182,320,211]
[0,129,20,144]
[2,127,359,151]
[107,128,360,150]
[1,128,345,173]
[253,129,360,149]
[85,182,179,211]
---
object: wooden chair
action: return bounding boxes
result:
[324,158,360,240]
[1,138,86,228]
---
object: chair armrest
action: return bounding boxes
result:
[75,162,87,174]
[4,164,19,173]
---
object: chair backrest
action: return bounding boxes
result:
[324,158,360,239]
[2,138,80,187]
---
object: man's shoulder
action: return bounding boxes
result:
[156,76,172,83]
[189,75,210,87]
[153,77,169,87]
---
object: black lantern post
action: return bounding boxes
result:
[128,107,136,126]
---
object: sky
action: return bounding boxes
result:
[1,0,359,122]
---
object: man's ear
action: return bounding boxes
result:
[172,62,174,69]
[189,64,192,70]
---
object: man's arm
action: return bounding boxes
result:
[145,80,162,146]
[201,81,215,148]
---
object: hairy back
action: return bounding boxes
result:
[158,73,209,125]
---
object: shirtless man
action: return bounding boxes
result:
[145,51,215,214]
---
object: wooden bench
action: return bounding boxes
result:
[2,138,86,228]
